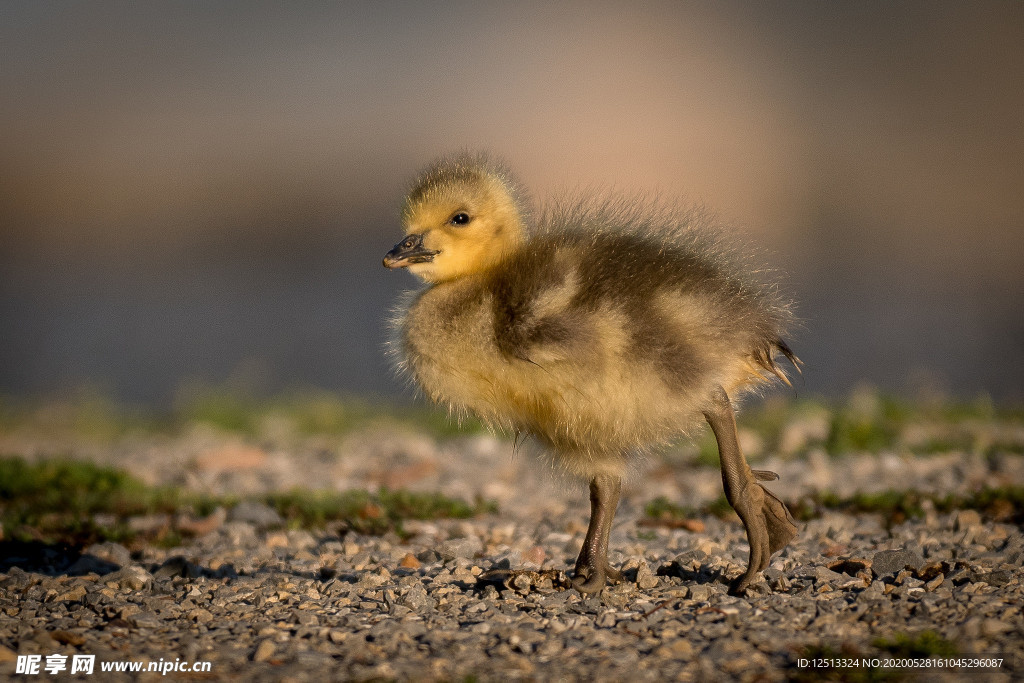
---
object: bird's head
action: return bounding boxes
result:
[384,154,528,283]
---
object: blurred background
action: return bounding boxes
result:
[2,1,1022,409]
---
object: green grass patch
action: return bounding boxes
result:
[0,387,489,441]
[172,385,490,439]
[643,496,697,521]
[267,488,497,536]
[986,441,1024,456]
[872,631,957,659]
[693,433,721,467]
[0,456,497,548]
[3,388,1022,457]
[642,494,736,522]
[786,486,1024,525]
[825,409,900,455]
[0,456,187,546]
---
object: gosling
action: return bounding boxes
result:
[383,153,799,595]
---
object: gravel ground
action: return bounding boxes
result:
[2,421,1023,681]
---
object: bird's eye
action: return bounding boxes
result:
[450,212,470,226]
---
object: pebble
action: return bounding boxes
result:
[252,639,276,662]
[871,548,926,578]
[2,426,1022,681]
[229,501,285,528]
[438,537,483,561]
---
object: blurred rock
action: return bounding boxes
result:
[228,501,284,528]
[872,548,926,578]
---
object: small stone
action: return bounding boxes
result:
[119,604,141,619]
[105,566,153,591]
[981,619,1013,637]
[229,501,284,529]
[49,631,86,646]
[296,612,319,627]
[153,556,202,580]
[512,573,533,591]
[828,558,871,577]
[415,549,440,565]
[688,584,711,602]
[521,545,546,567]
[127,514,170,534]
[871,548,925,578]
[399,553,421,569]
[188,608,214,624]
[265,531,289,548]
[915,561,945,582]
[814,566,845,585]
[84,542,132,568]
[66,554,120,576]
[654,639,694,659]
[252,639,276,662]
[358,571,388,590]
[54,585,87,603]
[439,537,483,562]
[128,611,161,629]
[176,506,227,536]
[636,564,659,590]
[399,584,431,611]
[953,509,982,531]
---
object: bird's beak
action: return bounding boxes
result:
[383,233,439,269]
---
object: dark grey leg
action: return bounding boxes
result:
[571,473,624,594]
[704,386,797,594]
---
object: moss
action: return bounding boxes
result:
[4,389,1021,458]
[789,490,925,525]
[986,441,1024,456]
[693,433,721,467]
[0,456,183,546]
[826,410,899,455]
[642,495,734,522]
[172,386,488,440]
[872,631,958,659]
[643,496,696,521]
[0,456,178,519]
[266,488,496,536]
[788,485,1024,525]
[0,456,498,547]
[705,494,735,519]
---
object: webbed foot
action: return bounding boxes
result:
[727,472,797,595]
[704,387,798,596]
[571,552,623,594]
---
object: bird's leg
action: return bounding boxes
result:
[571,472,623,594]
[704,385,797,595]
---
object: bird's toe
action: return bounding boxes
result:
[731,480,797,593]
[760,485,798,554]
[571,570,608,594]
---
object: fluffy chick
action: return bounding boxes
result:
[384,153,799,594]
